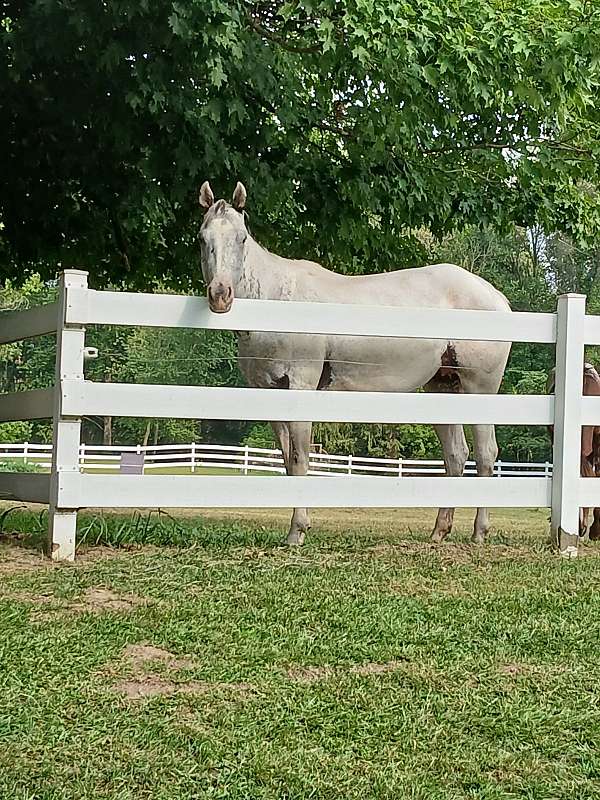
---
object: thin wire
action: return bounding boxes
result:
[89,351,527,374]
[0,347,538,375]
[93,354,493,370]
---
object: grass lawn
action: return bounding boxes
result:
[1,505,600,799]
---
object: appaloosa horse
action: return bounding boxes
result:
[198,181,512,545]
[548,362,600,540]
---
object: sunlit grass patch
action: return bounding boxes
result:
[1,505,600,798]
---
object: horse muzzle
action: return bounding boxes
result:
[208,282,233,313]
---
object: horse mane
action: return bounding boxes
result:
[212,199,229,216]
[205,198,245,221]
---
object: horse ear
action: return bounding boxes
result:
[232,181,247,211]
[199,181,215,211]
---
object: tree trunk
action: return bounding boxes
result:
[103,415,112,446]
[142,420,152,448]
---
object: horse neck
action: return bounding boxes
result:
[237,236,281,300]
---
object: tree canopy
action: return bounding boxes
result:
[2,1,600,286]
[3,1,600,462]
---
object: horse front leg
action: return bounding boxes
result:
[286,421,313,545]
[431,423,469,543]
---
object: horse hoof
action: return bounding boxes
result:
[286,531,306,546]
[431,529,448,544]
[471,532,486,545]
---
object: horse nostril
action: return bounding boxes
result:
[226,286,232,299]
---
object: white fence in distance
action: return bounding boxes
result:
[0,441,553,477]
[0,269,598,561]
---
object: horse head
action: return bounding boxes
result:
[198,181,248,313]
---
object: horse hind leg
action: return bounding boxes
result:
[589,508,600,541]
[470,424,498,543]
[271,422,290,471]
[286,421,313,545]
[425,370,468,543]
[431,423,469,542]
[460,363,506,544]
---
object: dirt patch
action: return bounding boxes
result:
[113,677,255,700]
[73,587,146,613]
[113,678,210,700]
[498,663,528,676]
[0,546,51,575]
[109,642,254,702]
[496,662,562,678]
[3,585,148,619]
[0,541,162,575]
[285,665,335,684]
[123,643,195,672]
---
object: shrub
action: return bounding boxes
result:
[0,459,42,473]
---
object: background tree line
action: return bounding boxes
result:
[2,1,600,462]
[2,225,598,463]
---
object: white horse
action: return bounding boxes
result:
[199,181,511,545]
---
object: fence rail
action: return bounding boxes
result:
[0,269,596,561]
[0,441,553,478]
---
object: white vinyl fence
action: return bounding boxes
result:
[0,269,597,561]
[0,441,553,477]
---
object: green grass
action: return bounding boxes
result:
[1,506,600,799]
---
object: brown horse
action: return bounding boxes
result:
[548,362,600,539]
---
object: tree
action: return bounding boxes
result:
[112,323,239,444]
[0,275,57,442]
[2,1,600,286]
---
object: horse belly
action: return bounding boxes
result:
[325,336,445,392]
[237,332,327,388]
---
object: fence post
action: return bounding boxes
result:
[136,443,144,475]
[347,454,353,475]
[48,270,88,562]
[243,444,249,475]
[398,458,403,478]
[190,442,196,474]
[23,441,28,465]
[551,293,586,558]
[497,459,502,478]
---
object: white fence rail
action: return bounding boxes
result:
[0,441,553,478]
[0,269,596,560]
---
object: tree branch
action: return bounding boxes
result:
[422,139,593,157]
[242,85,355,144]
[246,13,321,54]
